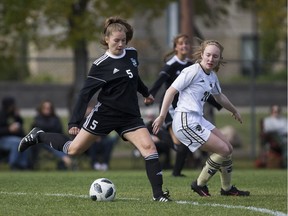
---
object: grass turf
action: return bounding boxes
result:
[1,111,286,215]
[0,169,287,216]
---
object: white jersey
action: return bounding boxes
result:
[171,63,221,115]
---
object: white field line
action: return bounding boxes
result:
[176,200,287,216]
[0,191,286,216]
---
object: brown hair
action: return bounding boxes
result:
[192,39,226,72]
[37,100,56,116]
[163,34,191,62]
[100,16,133,47]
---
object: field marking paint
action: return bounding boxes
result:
[0,191,286,216]
[176,200,287,216]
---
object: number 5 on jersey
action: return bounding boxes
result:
[126,69,133,78]
[90,120,99,130]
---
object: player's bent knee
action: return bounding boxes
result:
[68,146,85,156]
[221,146,233,156]
[138,144,157,157]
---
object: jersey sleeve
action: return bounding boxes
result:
[149,71,169,97]
[171,66,197,92]
[149,61,173,97]
[137,76,150,97]
[207,95,222,110]
[211,73,222,95]
[130,48,149,97]
[68,66,106,128]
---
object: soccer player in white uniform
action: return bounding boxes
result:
[149,34,222,177]
[152,40,250,197]
[18,17,171,202]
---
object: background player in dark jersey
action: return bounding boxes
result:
[149,34,222,177]
[149,34,193,177]
[18,16,171,202]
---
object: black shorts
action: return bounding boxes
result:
[82,104,146,140]
[161,105,176,130]
[164,111,173,129]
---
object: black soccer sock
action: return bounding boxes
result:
[145,153,163,198]
[172,144,189,176]
[39,132,71,153]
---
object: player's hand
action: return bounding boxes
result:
[152,116,164,135]
[232,112,242,124]
[144,94,154,106]
[69,127,80,135]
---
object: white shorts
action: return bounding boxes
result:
[172,111,215,152]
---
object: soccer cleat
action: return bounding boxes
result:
[18,127,44,152]
[172,173,186,177]
[153,190,172,202]
[191,180,211,197]
[220,186,250,196]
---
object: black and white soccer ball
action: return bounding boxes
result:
[89,178,116,201]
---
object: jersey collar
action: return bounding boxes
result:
[106,49,126,59]
[199,63,212,75]
[174,55,189,65]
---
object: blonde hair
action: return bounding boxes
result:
[100,16,133,47]
[163,34,191,62]
[192,39,226,72]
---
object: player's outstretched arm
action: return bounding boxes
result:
[152,87,178,134]
[213,93,243,124]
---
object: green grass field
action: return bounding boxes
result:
[0,110,286,215]
[0,169,287,216]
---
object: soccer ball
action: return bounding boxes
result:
[89,178,116,201]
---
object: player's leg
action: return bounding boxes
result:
[168,127,189,177]
[192,128,249,196]
[191,133,232,196]
[124,127,171,202]
[168,126,181,147]
[18,127,98,156]
[210,128,250,196]
[19,106,108,155]
[209,128,233,190]
[172,112,231,196]
[65,129,98,155]
[165,112,181,151]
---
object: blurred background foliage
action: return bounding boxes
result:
[0,0,286,83]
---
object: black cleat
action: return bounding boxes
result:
[18,127,43,152]
[153,190,172,202]
[172,173,186,177]
[191,180,211,197]
[220,186,250,196]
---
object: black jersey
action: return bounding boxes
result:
[149,55,193,108]
[69,47,149,128]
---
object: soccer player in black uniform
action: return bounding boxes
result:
[18,16,171,202]
[149,34,193,177]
